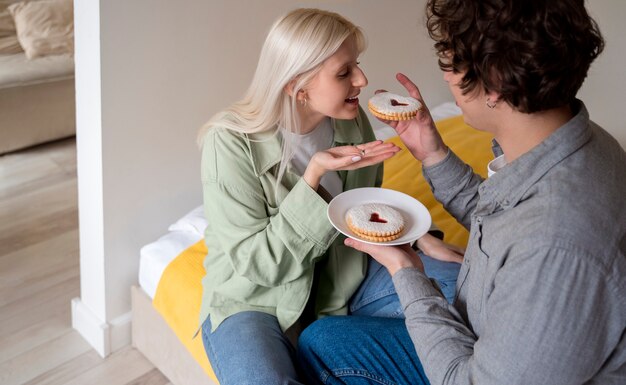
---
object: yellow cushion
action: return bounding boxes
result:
[382,115,493,248]
[152,114,493,383]
[153,240,217,383]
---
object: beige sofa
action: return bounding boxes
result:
[0,0,75,154]
[0,52,75,154]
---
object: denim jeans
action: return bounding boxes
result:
[350,253,460,315]
[297,254,461,385]
[202,255,460,385]
[297,316,429,385]
[202,311,302,385]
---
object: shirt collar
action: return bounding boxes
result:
[480,100,592,210]
[246,113,365,176]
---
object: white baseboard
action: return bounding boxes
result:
[71,297,132,357]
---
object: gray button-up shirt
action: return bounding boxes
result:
[393,101,626,385]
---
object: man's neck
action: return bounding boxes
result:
[493,104,573,163]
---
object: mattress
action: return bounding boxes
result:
[139,204,206,298]
[137,102,462,299]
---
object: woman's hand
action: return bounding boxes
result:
[303,140,400,189]
[416,233,464,264]
[375,73,448,167]
[344,238,424,276]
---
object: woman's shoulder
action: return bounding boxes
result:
[201,125,254,165]
[200,126,256,184]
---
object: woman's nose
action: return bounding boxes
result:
[353,67,368,88]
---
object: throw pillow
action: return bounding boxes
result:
[0,1,22,54]
[8,0,73,59]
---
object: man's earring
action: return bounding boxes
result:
[486,98,497,109]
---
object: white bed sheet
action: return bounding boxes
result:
[139,230,203,298]
[138,102,462,299]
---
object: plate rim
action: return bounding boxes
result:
[327,187,432,246]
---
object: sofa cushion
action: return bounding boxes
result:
[0,51,73,88]
[0,1,22,54]
[8,0,73,59]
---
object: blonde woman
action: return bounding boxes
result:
[197,8,408,385]
[198,8,465,383]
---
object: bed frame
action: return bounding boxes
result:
[131,286,217,385]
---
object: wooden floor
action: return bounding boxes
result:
[0,138,171,385]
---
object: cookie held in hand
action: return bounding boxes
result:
[368,92,422,121]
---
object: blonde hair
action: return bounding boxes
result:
[198,8,366,185]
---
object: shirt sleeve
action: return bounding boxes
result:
[422,149,483,229]
[201,130,338,287]
[393,246,617,385]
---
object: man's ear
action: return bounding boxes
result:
[486,90,501,103]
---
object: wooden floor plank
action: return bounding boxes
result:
[0,312,70,363]
[0,330,93,385]
[123,368,172,385]
[21,349,103,385]
[0,275,79,337]
[0,230,79,307]
[0,208,78,260]
[0,152,60,196]
[0,169,77,226]
[0,138,169,385]
[62,346,157,385]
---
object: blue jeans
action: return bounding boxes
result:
[202,311,302,385]
[202,255,460,385]
[297,316,428,385]
[350,254,460,313]
[297,254,461,385]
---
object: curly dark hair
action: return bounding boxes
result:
[426,0,604,113]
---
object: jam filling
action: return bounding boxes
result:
[390,99,408,106]
[369,213,388,223]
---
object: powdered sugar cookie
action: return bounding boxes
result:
[368,92,422,121]
[345,203,405,242]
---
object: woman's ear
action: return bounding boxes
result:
[284,79,297,97]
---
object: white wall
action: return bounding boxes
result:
[72,0,217,356]
[579,0,626,147]
[72,0,625,356]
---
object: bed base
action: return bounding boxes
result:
[131,285,217,385]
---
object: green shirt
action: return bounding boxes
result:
[199,107,382,332]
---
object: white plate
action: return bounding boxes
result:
[328,187,432,246]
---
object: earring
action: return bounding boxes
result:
[486,98,497,109]
[300,97,307,107]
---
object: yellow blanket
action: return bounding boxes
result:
[152,239,216,382]
[153,115,493,383]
